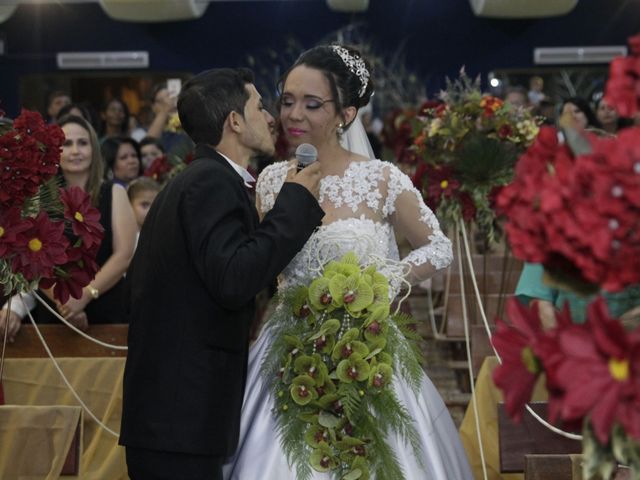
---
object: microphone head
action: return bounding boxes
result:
[295,143,318,167]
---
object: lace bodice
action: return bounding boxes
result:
[256,159,452,293]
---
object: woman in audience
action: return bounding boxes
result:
[56,103,95,126]
[515,263,640,328]
[0,115,137,335]
[101,136,143,186]
[100,97,131,141]
[139,136,165,170]
[595,96,633,134]
[560,97,601,130]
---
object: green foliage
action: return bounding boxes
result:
[0,259,37,297]
[582,422,640,480]
[453,133,517,187]
[411,68,542,245]
[263,254,425,479]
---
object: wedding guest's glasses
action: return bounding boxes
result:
[279,95,335,110]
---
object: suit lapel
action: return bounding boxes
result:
[193,144,259,230]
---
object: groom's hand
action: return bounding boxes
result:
[286,160,322,199]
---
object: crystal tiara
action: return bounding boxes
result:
[330,45,370,98]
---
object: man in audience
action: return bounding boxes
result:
[46,90,71,123]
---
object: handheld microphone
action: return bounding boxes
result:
[295,143,318,171]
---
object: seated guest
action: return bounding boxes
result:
[515,263,640,328]
[102,136,143,186]
[127,177,161,232]
[595,96,633,135]
[46,90,71,123]
[532,98,557,125]
[560,97,601,130]
[504,85,529,110]
[99,97,132,142]
[56,102,95,127]
[139,137,165,170]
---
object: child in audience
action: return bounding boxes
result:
[127,177,161,231]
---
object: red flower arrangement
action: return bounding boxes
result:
[408,70,541,242]
[144,151,194,185]
[382,107,421,165]
[604,33,640,119]
[496,125,640,293]
[492,297,640,477]
[0,109,103,304]
[144,155,172,182]
[493,37,640,478]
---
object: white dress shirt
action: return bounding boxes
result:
[217,151,256,188]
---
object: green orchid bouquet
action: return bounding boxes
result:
[262,253,425,480]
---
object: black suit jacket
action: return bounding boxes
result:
[119,144,323,456]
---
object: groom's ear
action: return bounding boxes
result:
[227,110,243,134]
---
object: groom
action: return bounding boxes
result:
[119,68,324,480]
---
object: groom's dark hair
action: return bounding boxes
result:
[178,68,254,145]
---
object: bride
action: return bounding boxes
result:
[224,45,472,479]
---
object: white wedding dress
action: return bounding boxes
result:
[223,158,472,480]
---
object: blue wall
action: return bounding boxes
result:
[0,0,638,116]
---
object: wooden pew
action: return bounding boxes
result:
[1,325,127,476]
[438,253,523,340]
[3,324,128,358]
[471,324,494,375]
[498,402,582,473]
[525,454,577,480]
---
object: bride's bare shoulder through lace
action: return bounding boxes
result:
[265,159,452,294]
[380,162,453,273]
[319,159,385,212]
[256,161,290,214]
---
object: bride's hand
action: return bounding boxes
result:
[286,160,322,199]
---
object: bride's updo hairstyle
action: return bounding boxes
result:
[279,45,374,131]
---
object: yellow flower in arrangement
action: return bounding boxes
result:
[479,95,504,115]
[166,112,182,133]
[516,119,540,143]
[428,118,442,138]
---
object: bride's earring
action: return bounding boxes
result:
[336,123,344,136]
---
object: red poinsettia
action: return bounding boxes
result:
[412,163,478,222]
[459,192,477,222]
[492,299,547,421]
[383,108,417,165]
[144,155,172,181]
[492,297,640,446]
[630,33,640,56]
[426,165,460,200]
[11,212,69,281]
[552,298,640,443]
[183,151,194,165]
[61,186,104,249]
[0,107,102,306]
[0,109,64,208]
[604,33,640,118]
[39,237,100,304]
[497,125,640,292]
[497,124,514,139]
[0,207,30,257]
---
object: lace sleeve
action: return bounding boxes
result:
[255,161,290,214]
[382,164,453,284]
